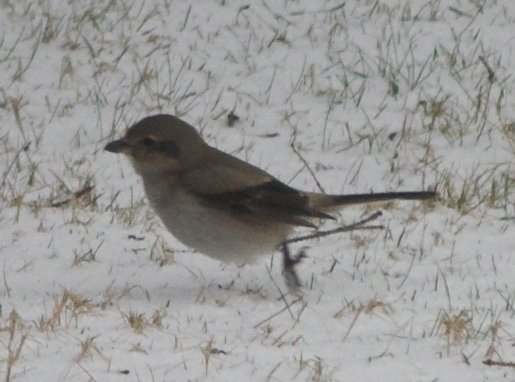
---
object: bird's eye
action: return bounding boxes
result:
[141,138,155,147]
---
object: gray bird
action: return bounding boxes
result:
[105,114,436,288]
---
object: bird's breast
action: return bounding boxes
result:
[144,183,289,265]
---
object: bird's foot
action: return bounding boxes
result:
[281,243,307,292]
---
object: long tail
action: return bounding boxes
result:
[309,190,437,209]
[332,191,437,205]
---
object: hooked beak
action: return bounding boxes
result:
[105,139,129,154]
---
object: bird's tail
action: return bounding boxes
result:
[309,190,437,209]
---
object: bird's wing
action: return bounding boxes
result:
[180,147,333,228]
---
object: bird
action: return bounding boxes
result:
[105,114,437,288]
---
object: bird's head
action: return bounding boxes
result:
[105,114,206,176]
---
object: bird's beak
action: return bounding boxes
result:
[105,139,129,154]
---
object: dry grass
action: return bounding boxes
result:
[0,0,513,380]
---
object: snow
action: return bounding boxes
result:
[1,0,514,381]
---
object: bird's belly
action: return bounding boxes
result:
[150,191,289,265]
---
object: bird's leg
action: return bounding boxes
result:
[281,243,307,291]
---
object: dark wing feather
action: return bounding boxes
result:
[191,179,334,228]
[179,146,333,227]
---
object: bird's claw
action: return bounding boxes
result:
[281,243,308,291]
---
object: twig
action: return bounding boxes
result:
[264,261,296,318]
[448,6,473,19]
[253,297,301,328]
[326,2,346,13]
[398,251,416,289]
[285,56,306,103]
[1,142,31,190]
[290,141,326,193]
[342,307,362,342]
[479,56,495,82]
[483,359,515,368]
[284,211,383,245]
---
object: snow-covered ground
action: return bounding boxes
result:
[1,0,514,381]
